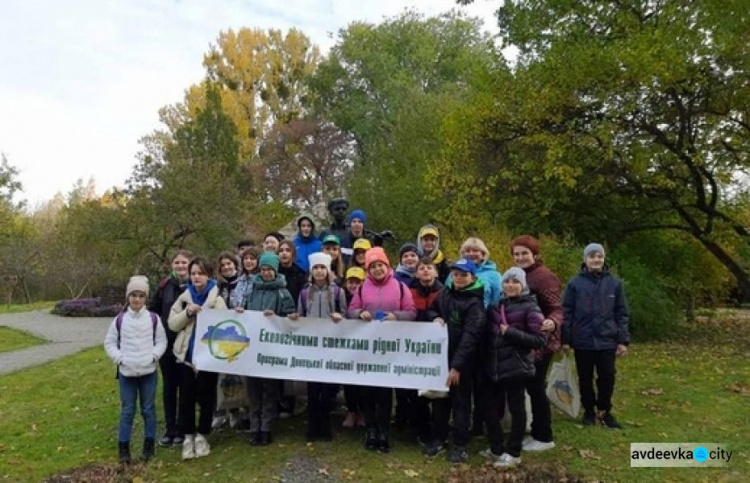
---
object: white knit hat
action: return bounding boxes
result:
[308,252,332,272]
[126,275,150,298]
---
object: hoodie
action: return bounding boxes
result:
[417,224,451,283]
[446,259,502,308]
[294,213,323,272]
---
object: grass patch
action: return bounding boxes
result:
[0,301,55,314]
[0,327,47,353]
[1,316,749,482]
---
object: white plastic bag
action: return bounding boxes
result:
[418,389,449,399]
[545,354,581,419]
[216,374,250,411]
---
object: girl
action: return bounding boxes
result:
[322,234,345,283]
[168,257,227,460]
[243,252,297,445]
[562,243,630,429]
[482,268,546,468]
[511,236,563,451]
[290,252,348,441]
[341,266,366,429]
[105,276,167,464]
[217,251,241,307]
[417,224,451,283]
[148,249,191,447]
[350,238,371,269]
[347,247,416,452]
[262,232,284,253]
[231,246,259,309]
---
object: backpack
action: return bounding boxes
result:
[300,284,342,317]
[116,310,159,349]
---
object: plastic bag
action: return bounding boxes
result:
[418,389,449,399]
[545,354,581,419]
[216,374,250,411]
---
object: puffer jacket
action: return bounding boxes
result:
[562,266,630,351]
[346,270,416,321]
[104,307,167,377]
[409,279,443,321]
[245,273,296,316]
[425,279,486,374]
[484,294,546,382]
[168,285,227,365]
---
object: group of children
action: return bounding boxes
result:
[105,211,631,469]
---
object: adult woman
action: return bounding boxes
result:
[347,247,416,452]
[168,257,227,460]
[511,236,563,451]
[149,249,191,447]
[278,240,308,305]
[447,237,502,309]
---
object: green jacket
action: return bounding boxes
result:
[244,273,296,316]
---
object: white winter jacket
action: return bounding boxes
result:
[104,307,167,377]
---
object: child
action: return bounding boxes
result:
[294,214,322,272]
[423,259,486,463]
[243,252,297,445]
[562,243,630,429]
[351,238,371,269]
[105,276,167,464]
[394,243,420,286]
[347,247,417,452]
[482,268,546,468]
[322,234,346,283]
[409,257,443,321]
[231,246,259,309]
[290,252,348,441]
[417,224,451,283]
[168,257,227,460]
[341,266,366,428]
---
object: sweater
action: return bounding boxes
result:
[524,262,564,354]
[104,307,167,377]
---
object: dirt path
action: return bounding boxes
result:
[0,310,111,376]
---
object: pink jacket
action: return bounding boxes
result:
[347,270,417,321]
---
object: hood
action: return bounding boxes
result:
[417,224,442,259]
[446,278,485,298]
[252,272,289,290]
[477,259,498,273]
[395,264,417,278]
[296,213,317,241]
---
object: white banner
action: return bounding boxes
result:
[193,309,450,391]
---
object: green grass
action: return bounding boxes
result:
[0,301,55,314]
[0,327,47,353]
[0,315,748,482]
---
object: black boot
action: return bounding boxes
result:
[118,442,131,464]
[377,429,390,453]
[364,427,378,451]
[142,437,155,462]
[319,413,333,442]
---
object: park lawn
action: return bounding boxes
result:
[0,327,47,353]
[0,316,749,482]
[0,301,55,314]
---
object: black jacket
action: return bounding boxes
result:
[484,294,546,382]
[425,280,486,374]
[148,275,187,346]
[279,263,308,307]
[562,266,630,351]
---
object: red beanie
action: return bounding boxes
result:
[365,247,390,269]
[510,235,540,256]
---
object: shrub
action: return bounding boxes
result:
[52,298,123,317]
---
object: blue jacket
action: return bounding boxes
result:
[294,234,322,272]
[562,266,630,351]
[448,260,502,308]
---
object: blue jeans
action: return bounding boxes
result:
[118,372,157,443]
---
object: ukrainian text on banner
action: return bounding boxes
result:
[193,309,449,391]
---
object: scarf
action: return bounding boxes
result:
[186,278,217,363]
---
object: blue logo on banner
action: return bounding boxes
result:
[694,446,708,463]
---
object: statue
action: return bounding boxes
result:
[319,197,350,245]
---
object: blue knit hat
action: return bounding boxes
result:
[348,209,367,225]
[583,243,605,262]
[258,252,280,272]
[450,258,477,275]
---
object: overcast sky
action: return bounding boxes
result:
[0,0,499,207]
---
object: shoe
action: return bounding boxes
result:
[118,442,131,464]
[194,434,210,458]
[181,435,195,460]
[172,434,184,446]
[342,412,357,428]
[211,415,227,430]
[249,432,261,446]
[479,448,503,461]
[493,453,522,468]
[601,412,622,429]
[158,431,173,447]
[364,428,378,451]
[259,431,272,446]
[522,438,556,451]
[582,410,597,426]
[422,441,446,457]
[141,438,155,462]
[355,413,366,428]
[377,430,390,453]
[448,446,469,464]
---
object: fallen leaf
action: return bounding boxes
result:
[318,468,329,476]
[641,388,664,396]
[404,469,420,477]
[31,424,38,431]
[728,383,750,395]
[579,449,600,460]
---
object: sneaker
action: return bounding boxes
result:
[158,432,173,447]
[194,434,210,458]
[582,410,597,426]
[181,435,195,460]
[172,434,184,446]
[211,415,227,430]
[447,446,468,464]
[377,430,390,453]
[493,453,522,468]
[422,441,446,457]
[479,448,502,461]
[342,412,357,428]
[601,412,622,429]
[522,438,556,452]
[364,428,378,451]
